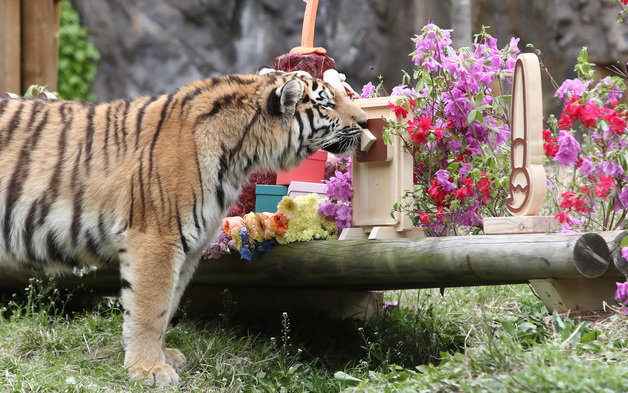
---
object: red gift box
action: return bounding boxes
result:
[276,151,327,185]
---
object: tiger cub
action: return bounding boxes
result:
[0,72,367,384]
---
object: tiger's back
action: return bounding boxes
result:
[0,72,367,384]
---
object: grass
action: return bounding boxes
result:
[1,279,628,392]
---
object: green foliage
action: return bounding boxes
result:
[57,0,99,101]
[2,283,628,392]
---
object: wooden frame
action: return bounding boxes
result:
[0,0,61,95]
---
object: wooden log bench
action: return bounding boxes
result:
[1,231,624,318]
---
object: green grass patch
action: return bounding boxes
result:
[1,279,627,392]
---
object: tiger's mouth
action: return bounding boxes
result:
[320,126,362,155]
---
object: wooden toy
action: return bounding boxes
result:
[340,97,424,240]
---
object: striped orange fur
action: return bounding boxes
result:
[0,71,367,384]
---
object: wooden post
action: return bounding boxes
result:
[0,0,21,94]
[21,0,61,92]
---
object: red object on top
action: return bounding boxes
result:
[273,52,335,79]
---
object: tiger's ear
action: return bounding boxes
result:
[267,79,304,117]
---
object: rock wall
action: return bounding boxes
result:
[72,0,627,114]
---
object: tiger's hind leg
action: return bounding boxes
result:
[119,231,185,385]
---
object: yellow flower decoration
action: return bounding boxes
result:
[276,194,338,244]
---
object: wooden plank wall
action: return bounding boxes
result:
[0,0,61,95]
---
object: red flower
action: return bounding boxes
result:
[454,177,474,200]
[600,108,627,135]
[408,98,418,108]
[580,102,600,128]
[477,176,491,202]
[387,102,408,119]
[409,116,432,145]
[564,95,581,121]
[428,179,448,206]
[594,174,615,200]
[559,191,587,213]
[542,129,558,157]
[418,211,430,226]
[435,206,445,223]
[555,210,570,224]
[558,113,572,130]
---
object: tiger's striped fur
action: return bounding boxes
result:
[0,72,367,384]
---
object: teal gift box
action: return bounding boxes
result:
[255,185,288,213]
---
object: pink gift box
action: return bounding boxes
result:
[287,181,328,199]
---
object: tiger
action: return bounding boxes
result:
[0,71,367,385]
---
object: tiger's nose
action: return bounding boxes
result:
[358,120,368,129]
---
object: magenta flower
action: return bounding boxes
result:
[436,169,456,192]
[554,130,581,166]
[326,170,353,202]
[360,82,376,99]
[555,78,591,104]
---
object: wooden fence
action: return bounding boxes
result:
[0,0,61,95]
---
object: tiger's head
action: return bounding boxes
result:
[260,72,368,170]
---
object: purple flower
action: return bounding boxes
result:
[617,187,628,208]
[555,78,591,104]
[383,301,398,310]
[595,77,624,104]
[390,84,418,98]
[326,170,353,202]
[602,160,624,177]
[360,82,376,99]
[554,130,581,166]
[459,163,472,175]
[622,247,628,263]
[615,281,628,303]
[435,169,456,192]
[578,157,595,177]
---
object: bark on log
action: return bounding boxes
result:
[0,232,620,291]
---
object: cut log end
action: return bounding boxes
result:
[611,231,628,276]
[573,233,611,278]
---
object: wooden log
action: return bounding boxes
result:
[21,0,60,91]
[0,232,620,291]
[0,0,21,94]
[191,232,618,290]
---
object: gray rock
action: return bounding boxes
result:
[71,0,627,116]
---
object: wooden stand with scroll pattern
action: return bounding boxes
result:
[339,97,424,240]
[483,54,619,313]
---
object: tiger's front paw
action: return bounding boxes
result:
[129,363,180,385]
[164,347,187,371]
